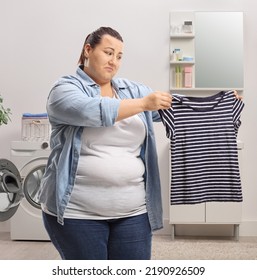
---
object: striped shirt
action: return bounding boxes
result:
[159,90,244,205]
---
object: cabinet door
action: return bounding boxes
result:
[206,202,242,223]
[170,204,205,223]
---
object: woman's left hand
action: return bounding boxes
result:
[234,90,243,100]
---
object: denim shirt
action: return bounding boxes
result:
[38,66,163,231]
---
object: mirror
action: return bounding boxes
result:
[195,12,244,88]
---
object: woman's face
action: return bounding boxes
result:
[84,34,123,85]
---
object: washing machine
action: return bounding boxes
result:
[0,140,51,240]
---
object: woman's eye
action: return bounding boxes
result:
[105,51,113,56]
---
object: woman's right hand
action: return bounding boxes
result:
[142,91,172,111]
[117,91,172,122]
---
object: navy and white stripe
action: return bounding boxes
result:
[159,90,244,205]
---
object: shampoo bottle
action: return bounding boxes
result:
[184,66,192,88]
[175,66,182,88]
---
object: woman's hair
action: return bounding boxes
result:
[78,26,123,65]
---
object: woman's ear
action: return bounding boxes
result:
[83,44,91,59]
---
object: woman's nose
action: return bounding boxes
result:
[109,55,120,65]
[109,57,116,64]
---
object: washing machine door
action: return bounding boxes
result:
[0,159,23,221]
[22,162,46,209]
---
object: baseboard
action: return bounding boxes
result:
[239,221,257,236]
[0,221,10,233]
[155,218,257,237]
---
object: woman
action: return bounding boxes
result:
[38,26,172,260]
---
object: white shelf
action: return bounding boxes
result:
[170,34,195,38]
[169,88,244,98]
[170,87,244,92]
[170,60,194,65]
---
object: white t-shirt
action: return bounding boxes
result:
[64,114,147,219]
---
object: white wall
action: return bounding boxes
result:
[1,0,257,236]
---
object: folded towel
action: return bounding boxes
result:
[22,113,48,118]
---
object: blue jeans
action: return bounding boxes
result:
[42,212,152,260]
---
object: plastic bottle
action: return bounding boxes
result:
[170,50,176,62]
[174,48,183,61]
[182,21,193,33]
[184,66,192,88]
[175,66,182,88]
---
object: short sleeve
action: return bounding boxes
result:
[158,108,175,139]
[232,98,244,135]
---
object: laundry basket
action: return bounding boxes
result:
[21,113,51,141]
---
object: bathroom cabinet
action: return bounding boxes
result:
[168,11,244,240]
[169,11,244,93]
